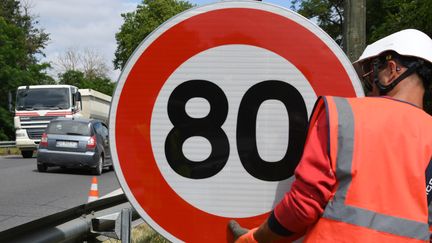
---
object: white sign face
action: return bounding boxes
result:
[151,44,316,218]
[110,1,364,242]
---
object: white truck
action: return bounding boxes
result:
[13,85,111,158]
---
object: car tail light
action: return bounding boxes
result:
[40,133,48,147]
[87,135,96,149]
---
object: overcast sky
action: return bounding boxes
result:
[29,0,291,81]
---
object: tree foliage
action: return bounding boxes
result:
[55,47,115,96]
[291,0,344,44]
[291,0,432,113]
[291,0,432,45]
[0,0,53,140]
[366,1,432,43]
[56,48,110,80]
[58,70,115,96]
[114,0,194,70]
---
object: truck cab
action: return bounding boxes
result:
[14,85,82,158]
[13,85,111,158]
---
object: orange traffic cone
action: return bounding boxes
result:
[88,176,99,202]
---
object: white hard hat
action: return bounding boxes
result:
[354,29,432,94]
[354,29,432,65]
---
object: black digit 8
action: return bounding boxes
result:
[237,80,308,181]
[165,80,229,179]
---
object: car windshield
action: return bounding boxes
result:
[16,88,70,111]
[47,121,91,136]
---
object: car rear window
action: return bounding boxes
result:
[47,120,91,136]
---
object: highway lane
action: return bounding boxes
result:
[0,155,121,232]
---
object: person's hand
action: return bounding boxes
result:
[228,220,258,243]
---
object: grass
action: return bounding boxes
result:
[103,222,169,243]
[0,147,20,156]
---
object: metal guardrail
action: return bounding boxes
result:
[0,141,16,148]
[0,193,140,243]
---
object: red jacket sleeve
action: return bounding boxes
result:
[270,106,336,235]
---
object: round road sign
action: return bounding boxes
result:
[110,1,364,242]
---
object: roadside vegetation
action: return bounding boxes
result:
[103,223,169,243]
[0,147,19,156]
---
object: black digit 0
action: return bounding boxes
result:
[237,80,308,181]
[165,80,229,179]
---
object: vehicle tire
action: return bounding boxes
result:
[93,155,103,175]
[21,150,33,158]
[37,163,47,172]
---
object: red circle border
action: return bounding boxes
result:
[115,7,356,242]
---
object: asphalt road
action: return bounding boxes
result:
[0,155,121,232]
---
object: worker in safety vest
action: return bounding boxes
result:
[229,29,432,242]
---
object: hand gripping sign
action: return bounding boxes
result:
[109,1,364,242]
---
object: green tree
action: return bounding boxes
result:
[367,1,432,43]
[291,0,344,44]
[86,76,115,95]
[291,0,432,45]
[58,70,115,96]
[0,0,53,140]
[291,0,432,113]
[58,70,86,88]
[114,0,194,70]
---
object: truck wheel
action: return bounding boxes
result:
[21,150,33,158]
[37,163,47,172]
[92,155,103,175]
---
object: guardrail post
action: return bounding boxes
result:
[121,208,131,242]
[91,208,131,242]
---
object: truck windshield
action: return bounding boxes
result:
[16,88,70,111]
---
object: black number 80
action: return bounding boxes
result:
[165,80,308,181]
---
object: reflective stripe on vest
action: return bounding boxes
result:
[322,97,430,241]
[428,202,432,230]
[426,159,432,228]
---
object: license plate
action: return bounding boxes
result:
[56,141,78,148]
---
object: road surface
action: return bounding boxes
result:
[0,155,120,232]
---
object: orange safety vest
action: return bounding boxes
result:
[304,96,432,243]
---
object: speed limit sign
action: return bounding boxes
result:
[110,1,364,242]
